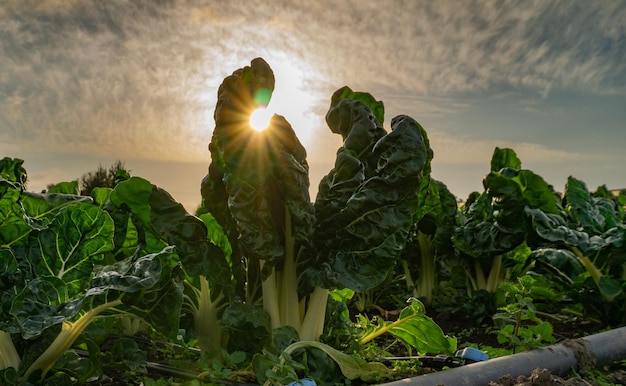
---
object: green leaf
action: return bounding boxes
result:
[533,248,585,285]
[110,177,232,289]
[21,191,92,225]
[11,276,83,339]
[46,181,79,195]
[597,275,623,300]
[30,203,115,295]
[89,247,184,338]
[490,147,521,172]
[284,341,391,383]
[0,157,27,188]
[0,181,31,247]
[330,86,385,125]
[314,115,432,291]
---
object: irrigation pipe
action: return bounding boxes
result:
[381,326,626,386]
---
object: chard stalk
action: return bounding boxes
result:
[0,331,20,371]
[299,286,329,342]
[279,204,302,332]
[473,261,487,290]
[571,247,612,301]
[402,260,415,295]
[359,314,405,345]
[186,275,226,353]
[22,299,123,381]
[572,247,602,284]
[416,231,435,304]
[261,261,281,332]
[486,254,503,293]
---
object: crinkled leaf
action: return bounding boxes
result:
[525,207,620,255]
[330,86,385,126]
[532,248,585,285]
[202,58,314,284]
[110,177,231,290]
[564,176,624,234]
[0,157,27,188]
[314,115,431,292]
[221,300,270,355]
[0,181,31,247]
[11,276,84,339]
[89,246,184,338]
[21,191,92,228]
[29,203,114,295]
[0,248,20,290]
[490,147,521,172]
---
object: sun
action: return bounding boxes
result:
[249,106,273,131]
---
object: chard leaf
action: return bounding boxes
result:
[314,114,431,292]
[12,247,183,340]
[0,249,20,291]
[533,248,585,285]
[525,207,621,254]
[564,176,623,234]
[0,157,27,188]
[284,341,391,383]
[89,247,184,338]
[109,177,231,289]
[202,57,314,289]
[490,147,521,172]
[29,203,114,295]
[20,191,92,227]
[359,299,457,355]
[329,86,385,129]
[11,276,84,339]
[0,181,31,247]
[46,181,80,195]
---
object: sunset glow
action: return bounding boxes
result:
[249,107,273,131]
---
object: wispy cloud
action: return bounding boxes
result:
[1,0,624,207]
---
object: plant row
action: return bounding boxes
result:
[1,57,625,385]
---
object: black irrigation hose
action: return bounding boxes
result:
[380,326,626,386]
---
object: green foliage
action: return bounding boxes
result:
[357,299,457,356]
[454,147,559,295]
[401,178,458,305]
[527,176,626,323]
[5,55,626,384]
[197,349,246,384]
[493,274,558,353]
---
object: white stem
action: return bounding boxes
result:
[0,331,21,371]
[299,287,329,342]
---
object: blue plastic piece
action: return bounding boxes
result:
[288,378,317,386]
[455,347,489,363]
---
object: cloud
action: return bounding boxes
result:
[428,128,600,166]
[1,0,624,172]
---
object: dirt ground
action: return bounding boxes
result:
[429,311,626,386]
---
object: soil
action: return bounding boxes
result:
[423,310,626,386]
[84,309,626,385]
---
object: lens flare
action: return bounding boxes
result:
[249,107,273,131]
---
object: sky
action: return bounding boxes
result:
[1,0,625,212]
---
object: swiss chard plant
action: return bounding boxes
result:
[400,178,458,305]
[196,58,456,385]
[0,168,185,383]
[0,158,238,384]
[526,176,626,323]
[200,59,453,352]
[453,147,560,294]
